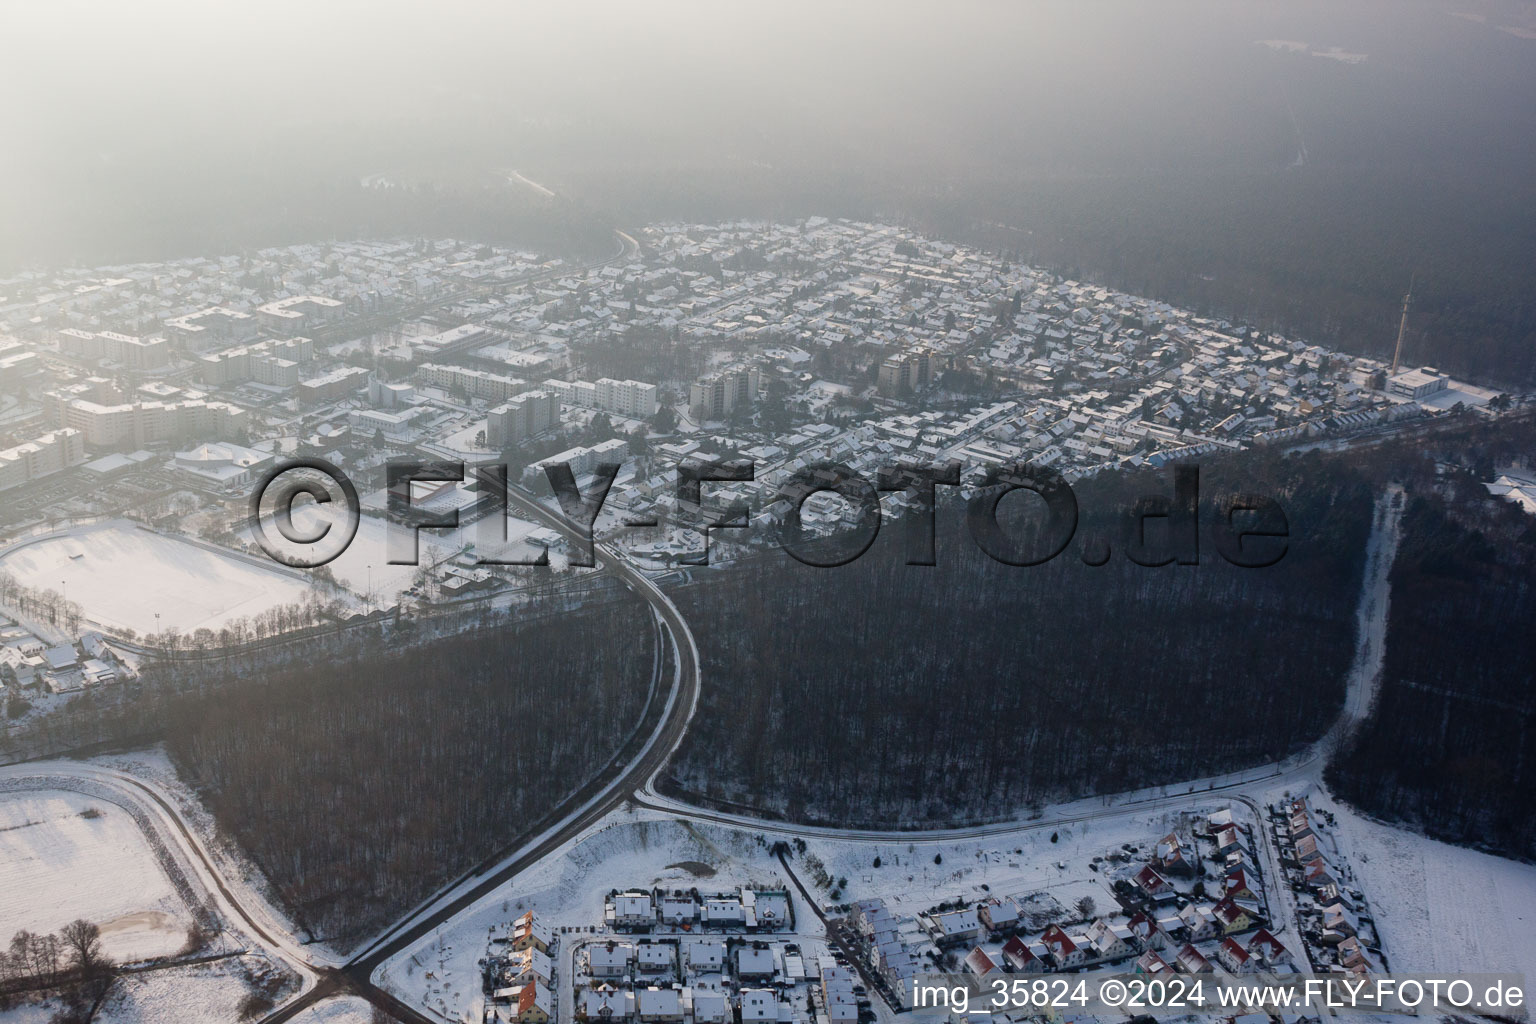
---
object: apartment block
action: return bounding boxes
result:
[488,389,559,447]
[0,429,86,492]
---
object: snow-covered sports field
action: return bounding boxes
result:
[0,789,193,962]
[0,521,315,635]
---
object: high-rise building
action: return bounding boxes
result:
[689,366,759,420]
[877,348,933,397]
[594,378,660,419]
[297,365,370,405]
[522,438,630,486]
[488,389,559,447]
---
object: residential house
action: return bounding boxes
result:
[512,913,552,953]
[579,984,628,1022]
[1124,912,1167,951]
[703,898,745,928]
[691,990,728,1024]
[590,942,635,978]
[1175,944,1214,974]
[1204,809,1236,836]
[978,898,1021,935]
[1040,926,1086,969]
[1153,832,1196,876]
[1321,905,1358,944]
[821,966,859,1024]
[515,983,552,1024]
[1294,835,1324,865]
[1001,936,1044,973]
[1218,937,1256,974]
[1246,929,1292,969]
[1214,825,1246,857]
[684,940,725,974]
[1336,936,1371,973]
[1175,904,1218,942]
[736,945,776,980]
[1223,868,1257,903]
[964,948,998,977]
[506,948,553,988]
[613,891,657,929]
[1081,919,1134,963]
[637,987,683,1023]
[1304,860,1336,890]
[659,894,698,925]
[927,907,981,947]
[1211,897,1258,935]
[1135,950,1172,975]
[637,942,675,975]
[740,990,778,1024]
[1132,865,1176,903]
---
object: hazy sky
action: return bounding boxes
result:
[1,0,1531,266]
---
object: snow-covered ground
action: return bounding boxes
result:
[0,955,293,1024]
[1323,794,1536,976]
[0,520,316,635]
[289,996,379,1022]
[798,804,1232,919]
[95,957,270,1024]
[0,751,325,1020]
[0,788,193,963]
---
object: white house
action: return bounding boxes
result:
[590,942,635,978]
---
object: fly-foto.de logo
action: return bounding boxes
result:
[249,459,1287,570]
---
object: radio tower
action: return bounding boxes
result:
[1390,276,1414,375]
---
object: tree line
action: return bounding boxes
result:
[0,920,114,1023]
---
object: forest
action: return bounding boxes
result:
[158,593,657,944]
[660,451,1376,826]
[1328,421,1536,861]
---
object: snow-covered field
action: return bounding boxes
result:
[0,956,293,1024]
[0,521,315,635]
[288,995,379,1023]
[798,805,1224,921]
[1325,795,1536,976]
[0,789,193,962]
[96,958,261,1024]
